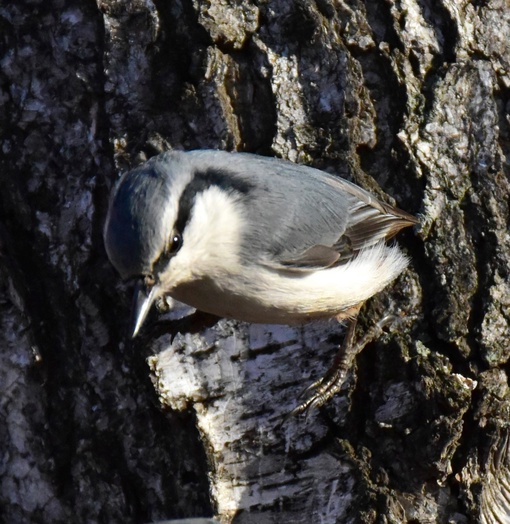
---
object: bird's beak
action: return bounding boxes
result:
[131,279,158,338]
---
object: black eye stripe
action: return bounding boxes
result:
[151,167,254,277]
[196,167,255,194]
[175,167,255,234]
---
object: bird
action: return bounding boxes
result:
[104,150,418,414]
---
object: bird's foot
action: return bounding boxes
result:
[290,314,402,417]
[289,368,348,416]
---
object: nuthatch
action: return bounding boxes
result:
[104,150,417,413]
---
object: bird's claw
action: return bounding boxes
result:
[290,368,347,417]
[289,312,409,418]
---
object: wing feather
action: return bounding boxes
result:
[187,151,418,272]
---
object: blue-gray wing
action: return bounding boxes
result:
[187,151,417,271]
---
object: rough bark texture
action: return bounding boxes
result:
[1,1,509,523]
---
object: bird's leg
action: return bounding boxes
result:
[290,316,358,416]
[291,312,398,416]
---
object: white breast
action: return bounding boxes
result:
[170,242,408,324]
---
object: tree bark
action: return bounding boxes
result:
[1,1,509,523]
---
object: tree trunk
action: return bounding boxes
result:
[1,1,509,523]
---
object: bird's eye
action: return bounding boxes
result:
[168,233,182,254]
[152,232,182,276]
